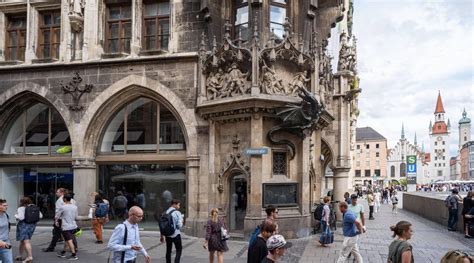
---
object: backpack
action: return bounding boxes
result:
[314,204,325,221]
[248,225,261,246]
[6,213,11,231]
[444,196,453,208]
[158,209,177,236]
[24,205,41,224]
[95,203,109,218]
[114,196,127,209]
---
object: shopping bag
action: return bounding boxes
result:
[321,227,334,244]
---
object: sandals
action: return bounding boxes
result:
[15,256,24,261]
[22,257,33,263]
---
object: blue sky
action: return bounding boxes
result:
[348,0,474,156]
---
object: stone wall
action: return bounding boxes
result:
[403,192,464,232]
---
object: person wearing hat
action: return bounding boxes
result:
[262,235,292,263]
[348,194,365,229]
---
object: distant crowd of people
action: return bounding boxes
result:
[1,186,473,263]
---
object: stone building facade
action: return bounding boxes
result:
[0,0,359,238]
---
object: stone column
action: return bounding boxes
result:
[332,167,350,219]
[72,158,97,226]
[82,0,101,60]
[130,0,143,57]
[25,2,38,63]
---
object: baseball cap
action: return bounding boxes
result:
[350,194,358,199]
[266,235,293,250]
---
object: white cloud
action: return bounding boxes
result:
[353,0,474,157]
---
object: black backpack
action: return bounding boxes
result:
[24,205,41,224]
[158,209,177,236]
[314,204,325,221]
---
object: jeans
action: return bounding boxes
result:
[165,234,182,263]
[336,235,363,263]
[369,206,374,219]
[448,208,458,230]
[0,247,13,263]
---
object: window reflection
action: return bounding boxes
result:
[270,4,286,39]
[234,1,249,40]
[160,107,185,151]
[127,98,157,153]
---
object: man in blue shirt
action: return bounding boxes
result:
[337,201,364,263]
[160,199,184,263]
[108,206,150,263]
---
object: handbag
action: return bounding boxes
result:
[321,227,334,244]
[220,226,230,241]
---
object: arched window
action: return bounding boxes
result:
[99,97,185,153]
[269,0,287,39]
[1,102,71,155]
[400,163,406,177]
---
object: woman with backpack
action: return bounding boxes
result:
[318,196,332,247]
[92,194,109,244]
[203,208,228,263]
[15,197,42,263]
[387,221,414,263]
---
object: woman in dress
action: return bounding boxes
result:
[204,208,229,263]
[387,221,414,263]
[15,197,42,263]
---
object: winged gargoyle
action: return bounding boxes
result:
[267,87,323,159]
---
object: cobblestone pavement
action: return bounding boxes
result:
[5,197,473,263]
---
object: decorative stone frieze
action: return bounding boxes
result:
[59,71,93,112]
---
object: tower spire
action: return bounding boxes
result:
[401,123,405,139]
[414,132,417,146]
[434,91,445,114]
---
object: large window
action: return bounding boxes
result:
[106,3,132,54]
[1,103,71,155]
[143,0,170,51]
[38,11,61,59]
[269,0,286,39]
[234,0,249,40]
[100,97,185,153]
[263,183,297,207]
[5,15,26,61]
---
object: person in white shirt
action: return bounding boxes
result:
[55,195,79,260]
[108,206,150,263]
[15,197,43,263]
[160,199,184,263]
[374,189,382,213]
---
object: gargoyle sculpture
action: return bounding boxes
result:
[267,87,323,160]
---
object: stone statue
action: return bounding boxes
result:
[337,33,352,72]
[220,63,249,97]
[262,64,285,95]
[206,69,225,100]
[69,0,84,16]
[288,71,310,96]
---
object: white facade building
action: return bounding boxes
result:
[429,92,450,181]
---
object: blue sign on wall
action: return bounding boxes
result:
[244,148,268,155]
[407,163,416,173]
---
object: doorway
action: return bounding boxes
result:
[229,174,247,231]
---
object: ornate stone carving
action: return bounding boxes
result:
[220,63,250,97]
[261,63,285,95]
[267,87,323,159]
[59,72,93,111]
[68,0,85,32]
[72,158,96,169]
[206,69,225,100]
[288,71,310,96]
[337,32,357,73]
[217,135,250,193]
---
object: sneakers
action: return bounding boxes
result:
[95,240,103,244]
[67,255,79,261]
[56,252,66,258]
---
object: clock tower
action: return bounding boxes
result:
[429,92,450,181]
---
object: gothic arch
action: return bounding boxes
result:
[217,151,251,194]
[321,138,335,171]
[80,75,198,158]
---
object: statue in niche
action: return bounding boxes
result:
[262,64,285,95]
[288,71,310,96]
[206,68,225,100]
[69,0,84,17]
[220,63,249,97]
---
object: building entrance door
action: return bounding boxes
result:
[229,174,247,231]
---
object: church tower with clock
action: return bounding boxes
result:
[429,92,450,181]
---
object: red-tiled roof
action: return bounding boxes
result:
[432,121,448,134]
[434,93,445,114]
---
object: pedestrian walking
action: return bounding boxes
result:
[348,194,366,230]
[344,192,351,204]
[14,197,42,263]
[367,191,375,220]
[391,192,399,214]
[203,208,228,263]
[112,191,128,220]
[92,194,109,244]
[247,221,276,263]
[107,206,150,263]
[445,189,462,231]
[263,205,279,233]
[262,234,292,263]
[336,201,364,263]
[462,191,474,238]
[374,189,381,213]
[43,188,74,252]
[0,198,13,263]
[387,221,414,263]
[440,250,474,263]
[318,196,332,247]
[160,199,184,263]
[55,195,79,260]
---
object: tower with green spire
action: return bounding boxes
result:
[458,108,471,149]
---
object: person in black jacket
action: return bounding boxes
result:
[462,191,474,238]
[247,222,276,263]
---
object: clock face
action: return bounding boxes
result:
[437,136,443,141]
